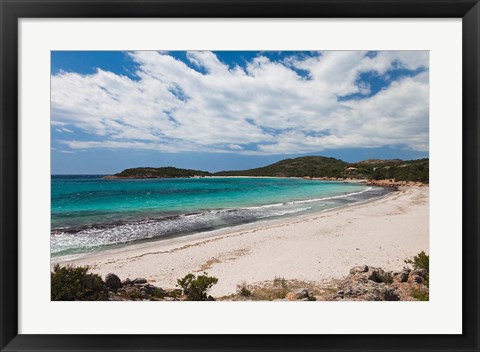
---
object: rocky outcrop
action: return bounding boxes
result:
[131,278,147,285]
[366,179,427,188]
[105,276,181,301]
[329,265,428,301]
[286,288,316,301]
[105,273,122,290]
[333,265,398,301]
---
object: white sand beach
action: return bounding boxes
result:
[53,186,429,297]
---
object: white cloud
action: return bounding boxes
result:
[55,127,74,133]
[51,51,429,155]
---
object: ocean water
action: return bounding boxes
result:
[51,176,390,257]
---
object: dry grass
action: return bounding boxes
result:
[198,257,222,271]
[219,277,333,301]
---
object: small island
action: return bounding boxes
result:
[103,167,211,179]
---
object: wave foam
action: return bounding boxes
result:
[51,186,381,257]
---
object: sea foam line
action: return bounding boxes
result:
[241,186,373,209]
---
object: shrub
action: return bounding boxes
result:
[51,264,108,301]
[405,251,429,287]
[237,281,252,297]
[177,272,218,301]
[272,276,289,299]
[404,251,429,271]
[382,272,394,284]
[273,276,287,287]
[411,288,429,301]
[129,291,141,300]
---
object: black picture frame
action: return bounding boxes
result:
[1,0,479,351]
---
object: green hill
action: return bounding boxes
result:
[214,156,348,178]
[215,156,428,183]
[347,158,429,183]
[107,167,211,179]
[106,156,429,183]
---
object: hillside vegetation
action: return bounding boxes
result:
[347,158,429,183]
[107,156,429,183]
[110,167,211,178]
[215,156,428,183]
[215,156,347,178]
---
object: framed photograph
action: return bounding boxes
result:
[1,0,479,351]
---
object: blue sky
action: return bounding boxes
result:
[51,51,429,174]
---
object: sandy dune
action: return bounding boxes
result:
[54,187,429,297]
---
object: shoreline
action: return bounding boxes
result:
[51,180,388,256]
[53,186,429,297]
[102,173,428,188]
[51,185,390,262]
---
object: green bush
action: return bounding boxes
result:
[237,281,252,297]
[411,288,429,301]
[51,264,108,301]
[381,272,394,284]
[177,272,218,301]
[404,251,429,287]
[272,276,289,299]
[273,276,287,287]
[404,251,429,271]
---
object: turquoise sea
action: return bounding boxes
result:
[51,176,390,257]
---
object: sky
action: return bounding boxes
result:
[51,50,429,174]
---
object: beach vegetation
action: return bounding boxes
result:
[404,251,429,271]
[129,291,141,300]
[373,270,393,285]
[177,272,218,301]
[405,251,429,287]
[273,276,287,287]
[237,281,252,297]
[410,288,429,301]
[232,278,321,301]
[51,264,108,301]
[272,276,290,299]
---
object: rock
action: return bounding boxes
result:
[399,272,409,282]
[121,278,131,286]
[285,293,297,301]
[301,297,316,301]
[292,288,310,299]
[411,269,428,278]
[286,288,316,301]
[132,278,147,285]
[334,265,401,301]
[146,285,156,293]
[412,275,423,284]
[383,288,400,301]
[367,268,393,284]
[349,265,369,274]
[105,273,122,289]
